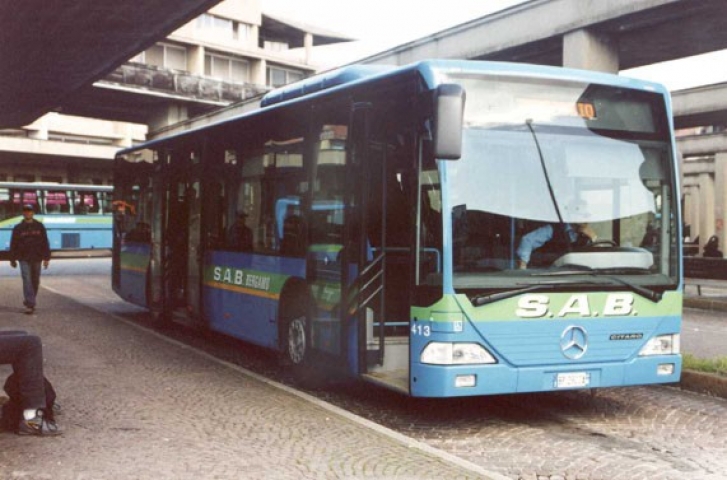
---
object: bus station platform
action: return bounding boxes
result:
[0,263,725,479]
[0,277,504,480]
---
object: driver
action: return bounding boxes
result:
[516,222,597,269]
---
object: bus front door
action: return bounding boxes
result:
[344,105,412,394]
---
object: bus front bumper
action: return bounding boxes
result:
[409,355,682,398]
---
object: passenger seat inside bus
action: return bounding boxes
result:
[280,214,304,256]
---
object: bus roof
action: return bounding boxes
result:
[0,182,113,192]
[118,59,670,156]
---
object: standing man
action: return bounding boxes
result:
[9,204,51,314]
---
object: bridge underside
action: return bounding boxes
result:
[0,0,222,128]
[481,0,727,70]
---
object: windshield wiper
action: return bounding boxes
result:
[596,274,662,303]
[525,119,565,225]
[530,267,662,303]
[471,281,597,307]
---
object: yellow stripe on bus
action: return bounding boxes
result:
[204,280,280,300]
[120,265,147,274]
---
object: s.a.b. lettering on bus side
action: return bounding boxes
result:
[213,266,245,286]
[515,293,635,318]
[212,266,271,291]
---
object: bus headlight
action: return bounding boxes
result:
[421,342,496,365]
[639,334,680,356]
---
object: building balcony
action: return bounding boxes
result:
[105,62,269,104]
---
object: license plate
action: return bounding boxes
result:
[555,372,590,388]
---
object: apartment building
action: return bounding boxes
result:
[0,0,351,184]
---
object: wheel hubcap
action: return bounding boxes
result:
[288,315,306,364]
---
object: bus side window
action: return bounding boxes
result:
[280,213,303,256]
[45,191,70,214]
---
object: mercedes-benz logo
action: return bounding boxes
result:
[560,326,588,360]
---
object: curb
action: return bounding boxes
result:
[679,370,727,399]
[684,297,727,312]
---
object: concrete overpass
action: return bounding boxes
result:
[358,0,727,74]
[671,84,727,249]
[0,0,224,129]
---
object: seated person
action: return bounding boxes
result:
[227,213,253,251]
[703,235,723,258]
[516,223,596,269]
[0,331,61,435]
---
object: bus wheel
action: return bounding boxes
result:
[285,313,309,366]
[280,291,313,371]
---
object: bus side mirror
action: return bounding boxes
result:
[433,84,465,160]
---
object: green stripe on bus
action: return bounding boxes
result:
[412,291,682,322]
[204,265,290,296]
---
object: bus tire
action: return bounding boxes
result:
[285,313,309,366]
[279,293,313,371]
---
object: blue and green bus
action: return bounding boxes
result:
[0,182,113,259]
[112,60,682,397]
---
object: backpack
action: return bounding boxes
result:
[0,373,56,432]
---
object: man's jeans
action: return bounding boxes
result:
[19,261,42,308]
[0,331,46,409]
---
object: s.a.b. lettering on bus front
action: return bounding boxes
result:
[515,293,635,318]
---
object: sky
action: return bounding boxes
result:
[262,0,727,91]
[263,0,529,68]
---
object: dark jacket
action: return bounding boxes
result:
[10,219,51,262]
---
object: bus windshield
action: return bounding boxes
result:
[430,75,678,291]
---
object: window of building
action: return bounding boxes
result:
[196,13,234,41]
[235,23,253,44]
[145,43,187,71]
[205,54,250,83]
[267,66,304,88]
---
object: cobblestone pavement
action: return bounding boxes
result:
[0,276,495,480]
[2,260,726,480]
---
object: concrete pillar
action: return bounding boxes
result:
[714,153,727,241]
[304,32,313,65]
[251,58,266,86]
[148,104,189,133]
[698,172,715,251]
[683,189,694,240]
[692,186,702,243]
[251,24,259,49]
[563,29,619,73]
[188,45,205,76]
[113,123,134,148]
